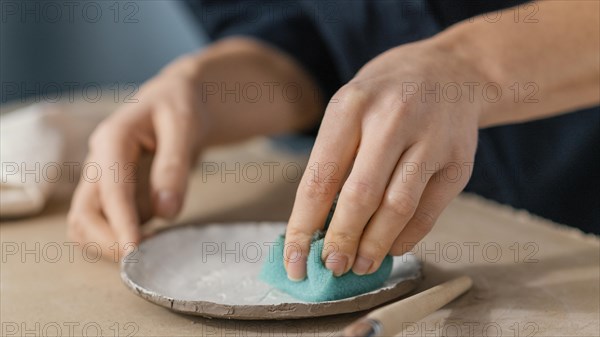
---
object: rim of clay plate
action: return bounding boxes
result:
[120,223,423,320]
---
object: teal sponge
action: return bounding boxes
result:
[260,234,393,302]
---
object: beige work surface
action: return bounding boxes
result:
[1,138,599,337]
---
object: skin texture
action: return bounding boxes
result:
[284,42,482,278]
[283,0,600,279]
[68,0,599,272]
[67,38,323,259]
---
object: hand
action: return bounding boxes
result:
[67,37,323,260]
[284,40,483,280]
[67,56,206,259]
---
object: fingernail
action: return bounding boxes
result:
[156,191,180,219]
[352,256,374,275]
[325,252,349,277]
[286,250,307,282]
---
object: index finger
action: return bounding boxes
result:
[284,97,360,281]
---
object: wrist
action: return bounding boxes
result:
[428,25,505,128]
[414,36,488,128]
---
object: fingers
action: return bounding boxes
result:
[150,106,196,219]
[389,168,468,256]
[89,127,142,248]
[67,178,121,260]
[321,123,408,276]
[352,145,433,274]
[67,73,206,260]
[284,93,362,281]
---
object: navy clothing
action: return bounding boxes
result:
[188,0,599,233]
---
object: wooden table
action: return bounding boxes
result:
[2,137,599,337]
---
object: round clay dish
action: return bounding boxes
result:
[121,222,422,320]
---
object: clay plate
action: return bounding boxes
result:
[121,222,422,320]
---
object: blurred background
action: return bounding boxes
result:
[1,0,206,104]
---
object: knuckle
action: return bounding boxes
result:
[327,84,370,118]
[359,238,390,260]
[328,229,360,248]
[449,145,469,161]
[88,121,125,152]
[298,178,336,203]
[443,156,475,188]
[341,179,381,210]
[384,190,419,218]
[284,228,312,249]
[285,226,310,240]
[410,210,436,236]
[387,95,411,117]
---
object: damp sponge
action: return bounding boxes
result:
[260,234,393,302]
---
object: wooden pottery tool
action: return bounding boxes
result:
[343,276,473,336]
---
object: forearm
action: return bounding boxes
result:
[433,0,600,127]
[163,37,323,145]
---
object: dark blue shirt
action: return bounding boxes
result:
[188,0,599,233]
